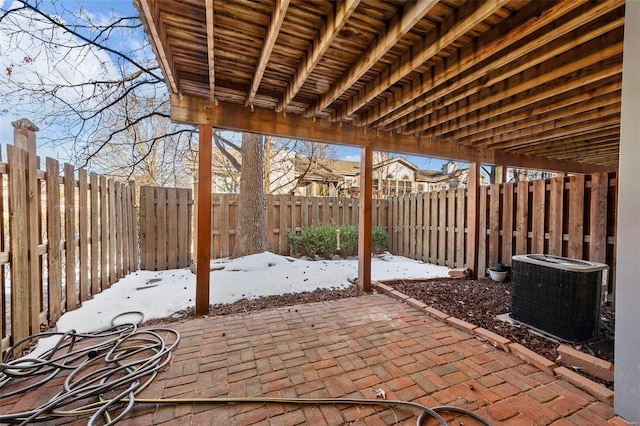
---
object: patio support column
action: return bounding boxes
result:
[614,1,640,422]
[465,161,480,278]
[358,143,373,292]
[195,124,212,315]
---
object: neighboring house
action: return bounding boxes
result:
[418,161,474,192]
[292,157,355,197]
[295,157,474,197]
[208,146,474,197]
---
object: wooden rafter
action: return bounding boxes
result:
[333,0,511,122]
[136,0,626,169]
[451,84,621,145]
[359,0,592,128]
[427,76,622,143]
[277,0,361,112]
[456,96,620,149]
[515,128,621,155]
[306,0,440,118]
[406,46,623,136]
[372,2,623,131]
[135,0,179,94]
[205,0,215,99]
[245,0,291,107]
[470,108,622,149]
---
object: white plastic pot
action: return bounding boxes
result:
[488,267,508,283]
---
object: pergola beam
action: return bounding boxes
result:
[170,95,614,174]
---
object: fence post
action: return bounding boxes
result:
[465,162,480,277]
[11,118,41,336]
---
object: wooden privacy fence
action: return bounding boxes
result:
[209,194,388,258]
[140,172,617,292]
[476,173,617,288]
[1,121,137,353]
[139,186,192,270]
[387,189,467,269]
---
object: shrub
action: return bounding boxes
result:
[338,225,358,257]
[372,226,388,253]
[288,224,389,258]
[286,232,304,255]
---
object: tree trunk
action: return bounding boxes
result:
[232,132,268,258]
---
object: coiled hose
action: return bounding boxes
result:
[1,313,491,425]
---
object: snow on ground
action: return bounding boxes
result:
[27,252,449,357]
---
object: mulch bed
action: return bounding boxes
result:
[388,277,615,388]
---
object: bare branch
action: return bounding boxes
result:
[213,132,242,171]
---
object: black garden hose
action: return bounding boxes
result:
[1,313,491,425]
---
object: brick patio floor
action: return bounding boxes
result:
[2,293,631,425]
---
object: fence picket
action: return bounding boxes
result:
[438,190,446,265]
[589,172,608,263]
[90,173,99,295]
[78,169,89,303]
[455,189,466,267]
[501,183,513,266]
[531,180,546,254]
[568,175,586,258]
[447,190,455,266]
[477,186,488,277]
[548,177,564,256]
[416,193,424,262]
[515,181,529,254]
[156,187,167,271]
[63,163,77,311]
[8,146,30,342]
[100,176,109,288]
[108,180,116,285]
[489,184,500,267]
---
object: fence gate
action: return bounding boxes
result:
[139,186,193,270]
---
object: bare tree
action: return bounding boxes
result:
[88,97,196,188]
[211,131,338,195]
[508,168,554,182]
[232,132,267,258]
[0,0,195,181]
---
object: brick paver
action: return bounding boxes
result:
[1,293,630,425]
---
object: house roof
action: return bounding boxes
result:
[135,0,623,173]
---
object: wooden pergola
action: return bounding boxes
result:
[134,0,640,421]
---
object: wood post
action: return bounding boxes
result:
[465,161,480,277]
[195,125,213,315]
[357,144,373,292]
[11,119,41,336]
